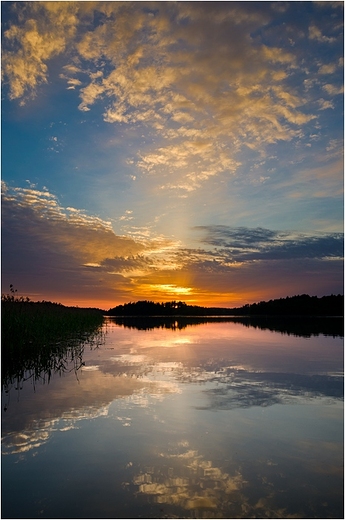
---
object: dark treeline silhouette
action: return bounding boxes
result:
[107,300,198,316]
[107,315,343,338]
[235,294,344,316]
[106,294,344,317]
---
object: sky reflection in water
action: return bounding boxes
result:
[2,318,343,519]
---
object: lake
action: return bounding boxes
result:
[2,317,343,519]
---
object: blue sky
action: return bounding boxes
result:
[1,1,343,308]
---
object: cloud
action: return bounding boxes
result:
[309,24,336,43]
[2,183,343,307]
[2,2,79,101]
[1,182,147,305]
[2,184,143,262]
[323,84,344,96]
[193,225,343,261]
[318,63,338,75]
[170,226,344,302]
[121,225,343,304]
[275,154,343,200]
[3,2,340,189]
[318,99,334,110]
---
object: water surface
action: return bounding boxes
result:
[2,317,343,519]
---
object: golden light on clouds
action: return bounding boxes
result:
[148,284,193,296]
[3,1,334,192]
[1,2,343,308]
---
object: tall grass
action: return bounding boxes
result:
[2,293,105,389]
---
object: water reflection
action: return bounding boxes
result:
[129,421,343,519]
[2,364,180,455]
[2,327,105,398]
[2,318,343,519]
[133,441,246,517]
[110,315,344,337]
[199,369,343,410]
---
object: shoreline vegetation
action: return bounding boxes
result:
[2,290,104,389]
[1,291,343,388]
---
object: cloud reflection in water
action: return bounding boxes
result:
[195,369,344,411]
[1,319,343,518]
[132,441,247,517]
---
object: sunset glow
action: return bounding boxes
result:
[2,1,343,309]
[148,285,193,296]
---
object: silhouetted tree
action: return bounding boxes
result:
[106,295,344,317]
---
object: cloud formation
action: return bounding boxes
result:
[2,183,343,308]
[193,225,343,261]
[2,2,79,101]
[2,2,343,190]
[1,3,343,307]
[1,182,147,305]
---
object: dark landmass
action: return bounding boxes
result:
[2,292,343,390]
[107,315,343,338]
[106,294,344,317]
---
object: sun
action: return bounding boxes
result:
[148,284,192,296]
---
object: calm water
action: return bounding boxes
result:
[2,317,344,519]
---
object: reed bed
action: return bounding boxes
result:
[2,295,105,389]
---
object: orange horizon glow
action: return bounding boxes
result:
[2,3,343,309]
[17,288,315,312]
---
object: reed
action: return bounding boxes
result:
[1,292,105,388]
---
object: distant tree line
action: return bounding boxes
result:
[106,300,198,316]
[234,294,344,316]
[106,294,344,317]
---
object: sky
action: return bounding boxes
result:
[1,1,344,310]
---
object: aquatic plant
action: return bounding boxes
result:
[1,288,105,389]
